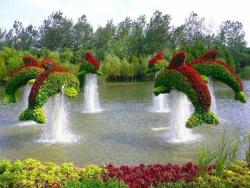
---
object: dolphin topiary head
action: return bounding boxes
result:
[147,51,169,73]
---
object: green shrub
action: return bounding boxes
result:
[63,179,128,188]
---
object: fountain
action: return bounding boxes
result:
[38,87,77,143]
[166,90,200,143]
[82,74,102,113]
[208,78,217,113]
[18,84,37,126]
[152,94,169,113]
[21,84,32,109]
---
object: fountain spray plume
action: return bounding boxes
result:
[78,51,102,113]
[147,51,170,113]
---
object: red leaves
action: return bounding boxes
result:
[84,51,100,69]
[103,163,198,188]
[168,51,187,68]
[190,51,243,91]
[41,58,67,73]
[148,51,164,67]
[201,50,219,60]
[29,58,68,107]
[174,64,211,111]
[22,56,40,65]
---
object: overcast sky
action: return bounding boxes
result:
[0,0,249,46]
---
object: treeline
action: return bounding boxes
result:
[0,10,250,82]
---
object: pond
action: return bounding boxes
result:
[0,81,249,166]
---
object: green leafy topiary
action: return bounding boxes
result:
[186,111,219,128]
[4,67,43,104]
[147,60,169,73]
[19,107,46,123]
[19,71,80,123]
[78,63,102,88]
[235,91,247,103]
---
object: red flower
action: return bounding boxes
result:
[190,54,243,91]
[148,51,165,67]
[84,51,100,69]
[201,50,219,60]
[168,51,187,69]
[22,56,40,65]
[103,163,200,188]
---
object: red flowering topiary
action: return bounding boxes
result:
[85,51,100,69]
[189,49,247,103]
[103,163,198,188]
[154,51,219,128]
[9,56,44,77]
[148,50,165,67]
[22,56,40,65]
[168,51,187,69]
[201,50,220,60]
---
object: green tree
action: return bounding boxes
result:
[40,11,73,50]
[72,15,93,50]
[144,10,172,54]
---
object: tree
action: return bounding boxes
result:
[144,10,172,54]
[93,20,116,59]
[72,15,93,51]
[128,15,146,56]
[40,11,73,50]
[182,12,206,45]
[219,20,246,49]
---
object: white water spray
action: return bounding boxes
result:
[21,84,32,109]
[38,87,77,143]
[152,94,170,113]
[82,74,102,113]
[208,79,217,113]
[166,90,200,143]
[19,84,37,126]
[151,72,170,113]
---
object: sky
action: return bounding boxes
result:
[0,0,249,46]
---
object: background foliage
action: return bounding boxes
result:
[0,10,250,82]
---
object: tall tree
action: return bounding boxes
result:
[40,11,73,50]
[219,20,246,49]
[182,12,206,45]
[144,10,172,54]
[93,20,116,58]
[72,15,93,51]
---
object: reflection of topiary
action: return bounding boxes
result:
[78,52,101,88]
[190,50,247,103]
[4,56,44,104]
[154,51,219,128]
[147,51,169,73]
[19,58,80,123]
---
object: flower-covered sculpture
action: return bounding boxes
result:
[78,52,101,88]
[190,50,247,103]
[19,58,80,123]
[3,56,44,104]
[147,51,169,73]
[154,51,219,128]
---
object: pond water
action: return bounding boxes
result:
[0,81,249,166]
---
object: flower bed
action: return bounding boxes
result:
[0,159,249,188]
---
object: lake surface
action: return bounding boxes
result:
[0,81,249,166]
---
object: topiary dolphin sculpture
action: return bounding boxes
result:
[146,51,169,73]
[190,50,247,103]
[3,56,44,104]
[19,58,80,123]
[154,51,219,128]
[78,52,101,88]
